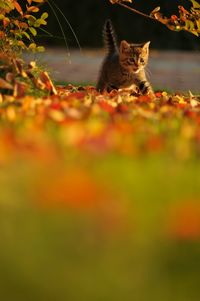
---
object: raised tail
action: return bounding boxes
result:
[103,19,118,54]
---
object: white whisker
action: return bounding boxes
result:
[145,66,152,79]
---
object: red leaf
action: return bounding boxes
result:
[137,95,151,103]
[178,5,189,15]
[14,1,23,15]
[155,91,162,98]
[117,104,129,113]
[171,15,178,21]
[70,92,86,99]
[99,100,116,113]
[50,102,62,110]
[3,18,10,27]
[27,6,39,12]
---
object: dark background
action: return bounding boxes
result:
[39,0,199,50]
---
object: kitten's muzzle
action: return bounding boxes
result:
[132,65,139,71]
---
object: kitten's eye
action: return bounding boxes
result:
[140,58,145,64]
[129,58,135,63]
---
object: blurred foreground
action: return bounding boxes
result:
[1,155,200,301]
[0,86,200,300]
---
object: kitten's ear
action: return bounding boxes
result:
[120,40,130,54]
[142,41,150,52]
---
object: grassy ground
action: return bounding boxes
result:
[0,84,200,300]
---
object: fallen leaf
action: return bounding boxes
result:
[13,81,27,97]
[0,78,13,90]
[39,71,57,95]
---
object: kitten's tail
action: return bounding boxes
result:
[103,19,118,54]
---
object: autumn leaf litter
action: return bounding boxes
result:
[0,83,200,160]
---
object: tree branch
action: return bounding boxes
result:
[118,2,155,21]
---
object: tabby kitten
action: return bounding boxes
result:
[96,19,153,94]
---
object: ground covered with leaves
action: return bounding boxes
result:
[1,84,200,301]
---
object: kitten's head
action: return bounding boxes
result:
[119,40,150,73]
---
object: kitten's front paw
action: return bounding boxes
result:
[130,91,140,97]
[146,91,155,99]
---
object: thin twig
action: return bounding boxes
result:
[118,2,156,21]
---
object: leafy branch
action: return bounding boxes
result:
[109,0,200,37]
[0,0,57,98]
[0,0,48,54]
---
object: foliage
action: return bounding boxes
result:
[0,53,57,97]
[0,0,48,54]
[109,0,200,36]
[0,0,55,97]
[0,85,200,300]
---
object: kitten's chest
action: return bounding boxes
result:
[109,62,136,84]
[118,71,138,88]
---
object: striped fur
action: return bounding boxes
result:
[96,20,153,94]
[103,19,118,55]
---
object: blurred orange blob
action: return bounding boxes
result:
[35,167,108,211]
[146,135,164,153]
[0,128,58,164]
[33,167,131,238]
[166,200,200,240]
